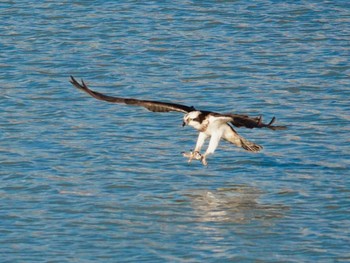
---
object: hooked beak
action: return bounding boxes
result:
[182,121,186,127]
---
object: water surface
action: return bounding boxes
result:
[1,1,350,262]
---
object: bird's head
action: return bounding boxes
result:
[183,111,202,128]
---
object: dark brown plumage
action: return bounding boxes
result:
[69,76,286,131]
[70,76,195,113]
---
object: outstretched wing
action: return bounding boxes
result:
[212,113,287,131]
[70,76,195,113]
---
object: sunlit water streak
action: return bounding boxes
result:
[1,1,350,262]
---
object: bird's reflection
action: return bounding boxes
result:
[186,185,288,223]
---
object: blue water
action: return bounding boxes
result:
[1,1,350,262]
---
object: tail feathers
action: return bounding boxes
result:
[223,126,263,152]
[240,137,263,152]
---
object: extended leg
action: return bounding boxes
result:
[201,132,222,166]
[183,132,208,163]
[194,132,208,152]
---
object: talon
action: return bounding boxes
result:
[182,151,195,163]
[192,151,202,160]
[182,151,202,163]
[201,156,208,166]
[188,154,194,163]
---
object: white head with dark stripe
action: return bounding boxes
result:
[183,111,204,129]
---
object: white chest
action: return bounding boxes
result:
[203,117,227,136]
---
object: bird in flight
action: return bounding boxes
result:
[70,76,286,165]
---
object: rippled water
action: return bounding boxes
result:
[1,1,350,262]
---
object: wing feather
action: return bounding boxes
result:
[70,76,286,130]
[70,76,195,113]
[211,113,287,130]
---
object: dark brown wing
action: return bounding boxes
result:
[217,113,287,130]
[70,76,195,113]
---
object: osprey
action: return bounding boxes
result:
[70,76,286,165]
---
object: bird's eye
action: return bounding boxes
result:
[193,117,200,122]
